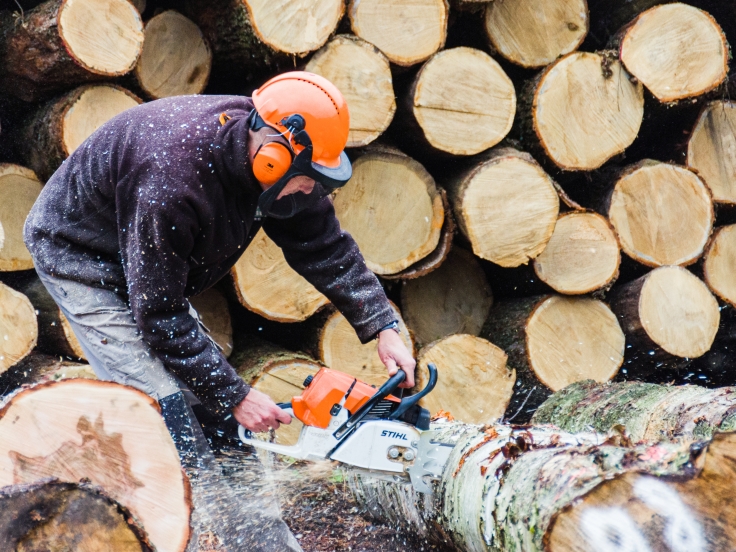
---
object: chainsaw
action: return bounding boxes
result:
[238,364,453,495]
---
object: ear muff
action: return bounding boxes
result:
[252,141,292,186]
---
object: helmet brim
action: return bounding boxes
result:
[311,151,352,189]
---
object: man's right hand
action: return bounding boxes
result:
[233,388,292,433]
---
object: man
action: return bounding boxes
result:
[24,71,415,458]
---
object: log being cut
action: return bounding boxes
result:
[484,0,589,68]
[306,35,395,148]
[0,165,43,271]
[349,421,736,552]
[703,224,736,307]
[0,0,144,101]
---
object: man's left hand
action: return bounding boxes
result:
[377,329,416,388]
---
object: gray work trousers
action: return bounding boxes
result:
[35,267,302,552]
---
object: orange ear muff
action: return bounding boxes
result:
[252,142,292,186]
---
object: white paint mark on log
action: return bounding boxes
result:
[581,507,652,552]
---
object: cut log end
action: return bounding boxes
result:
[533,212,620,294]
[704,224,736,307]
[484,0,588,68]
[0,282,38,374]
[306,35,395,148]
[416,334,514,423]
[135,10,211,99]
[533,52,644,170]
[0,165,43,271]
[620,4,728,102]
[608,162,713,267]
[189,288,233,357]
[411,47,516,155]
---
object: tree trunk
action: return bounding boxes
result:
[348,422,736,552]
[347,0,449,66]
[402,46,515,156]
[333,148,444,275]
[482,295,625,421]
[19,84,142,182]
[0,164,42,271]
[0,379,192,552]
[617,4,728,103]
[134,10,211,100]
[608,265,720,370]
[445,147,560,268]
[484,0,589,68]
[305,35,395,148]
[605,160,714,267]
[533,379,736,443]
[415,334,514,423]
[401,247,493,348]
[703,224,736,308]
[519,51,644,171]
[0,480,153,551]
[0,0,144,102]
[533,211,620,294]
[0,281,37,376]
[0,352,94,394]
[189,287,233,358]
[230,227,329,323]
[687,100,736,206]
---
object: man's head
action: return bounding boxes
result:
[246,72,352,219]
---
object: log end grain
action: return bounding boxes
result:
[704,224,736,307]
[0,165,43,271]
[189,288,233,357]
[0,282,37,375]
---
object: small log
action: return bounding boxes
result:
[189,287,233,358]
[347,0,449,66]
[687,100,736,205]
[0,282,37,376]
[445,147,560,267]
[482,295,625,419]
[606,160,714,267]
[484,0,589,68]
[0,480,153,551]
[20,84,142,182]
[333,148,444,275]
[618,3,728,103]
[400,248,492,347]
[533,211,620,294]
[0,352,94,394]
[415,334,514,423]
[609,266,720,369]
[403,46,516,155]
[305,35,395,148]
[0,164,42,270]
[134,10,211,100]
[0,379,192,552]
[521,51,644,171]
[0,0,144,102]
[230,227,329,323]
[703,224,736,307]
[533,379,736,443]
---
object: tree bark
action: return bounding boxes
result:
[0,379,192,552]
[703,224,736,307]
[482,295,625,422]
[0,0,144,102]
[0,164,42,270]
[0,281,37,376]
[0,352,94,395]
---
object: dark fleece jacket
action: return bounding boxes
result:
[24,95,394,415]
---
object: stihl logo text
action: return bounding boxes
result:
[381,430,408,440]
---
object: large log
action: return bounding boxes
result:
[533,379,736,443]
[703,224,736,307]
[349,422,736,552]
[134,10,211,100]
[521,51,644,171]
[484,0,589,68]
[401,247,492,347]
[0,282,37,377]
[617,3,728,103]
[482,295,625,420]
[0,0,144,102]
[605,160,714,267]
[347,0,449,66]
[0,164,42,270]
[305,35,395,148]
[230,227,329,322]
[609,266,720,370]
[533,211,620,294]
[20,84,142,182]
[333,148,444,275]
[445,148,560,267]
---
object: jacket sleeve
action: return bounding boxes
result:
[117,177,249,415]
[263,196,395,343]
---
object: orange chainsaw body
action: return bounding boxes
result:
[292,367,400,429]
